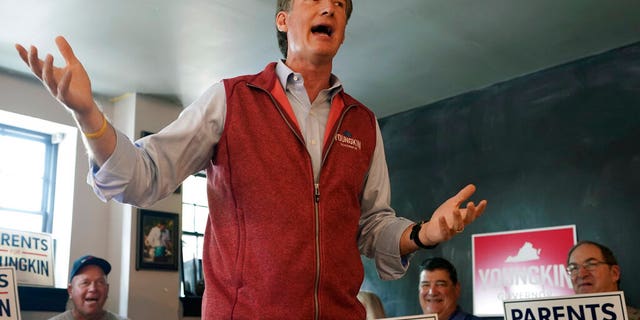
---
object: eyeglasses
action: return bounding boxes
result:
[566,260,609,276]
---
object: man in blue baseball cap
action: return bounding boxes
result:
[49,255,124,320]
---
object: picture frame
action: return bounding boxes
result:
[136,209,179,271]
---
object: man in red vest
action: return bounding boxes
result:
[16,0,487,318]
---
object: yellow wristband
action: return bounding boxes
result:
[83,113,108,139]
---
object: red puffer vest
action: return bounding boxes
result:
[203,63,377,319]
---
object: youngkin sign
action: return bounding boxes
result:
[504,291,628,320]
[0,267,21,320]
[472,225,576,316]
[0,228,54,287]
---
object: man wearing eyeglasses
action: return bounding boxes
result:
[566,240,639,320]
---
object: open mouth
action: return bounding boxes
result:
[426,298,443,303]
[311,24,333,37]
[85,297,100,303]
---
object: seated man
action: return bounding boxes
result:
[418,257,479,320]
[50,255,124,320]
[566,240,639,320]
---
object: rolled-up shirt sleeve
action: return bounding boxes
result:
[87,82,227,208]
[358,121,415,280]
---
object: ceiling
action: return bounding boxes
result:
[1,0,639,118]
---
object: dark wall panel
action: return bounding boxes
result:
[364,42,640,318]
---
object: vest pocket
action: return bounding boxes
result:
[231,207,247,288]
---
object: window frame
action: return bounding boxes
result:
[0,122,58,233]
[180,171,207,298]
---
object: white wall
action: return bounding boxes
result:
[120,93,185,320]
[0,70,199,319]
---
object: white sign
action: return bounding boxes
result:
[0,267,21,319]
[504,291,628,320]
[0,228,54,287]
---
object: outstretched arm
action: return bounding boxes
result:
[16,36,115,165]
[399,184,487,255]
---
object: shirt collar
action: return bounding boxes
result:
[449,306,463,320]
[275,60,343,98]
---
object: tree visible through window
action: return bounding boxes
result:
[0,123,59,233]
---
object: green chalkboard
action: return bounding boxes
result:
[365,42,640,318]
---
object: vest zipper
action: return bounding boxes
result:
[313,182,321,320]
[250,82,361,319]
[251,83,322,318]
[312,104,356,320]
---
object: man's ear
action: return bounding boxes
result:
[611,264,621,283]
[276,11,288,32]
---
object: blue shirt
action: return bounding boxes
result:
[450,306,482,320]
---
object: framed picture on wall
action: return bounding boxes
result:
[136,209,179,271]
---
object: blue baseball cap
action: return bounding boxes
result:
[69,255,111,282]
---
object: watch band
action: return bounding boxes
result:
[409,220,439,249]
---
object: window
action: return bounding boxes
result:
[0,123,60,233]
[0,109,77,288]
[180,172,208,297]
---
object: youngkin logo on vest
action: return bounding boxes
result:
[334,131,361,151]
[472,225,576,317]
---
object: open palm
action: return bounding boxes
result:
[422,184,487,245]
[16,36,96,114]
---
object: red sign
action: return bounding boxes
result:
[472,225,576,316]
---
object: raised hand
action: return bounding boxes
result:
[15,36,97,115]
[16,36,115,164]
[420,184,487,246]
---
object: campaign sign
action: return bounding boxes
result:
[0,267,21,319]
[472,225,576,316]
[504,291,628,320]
[0,228,54,287]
